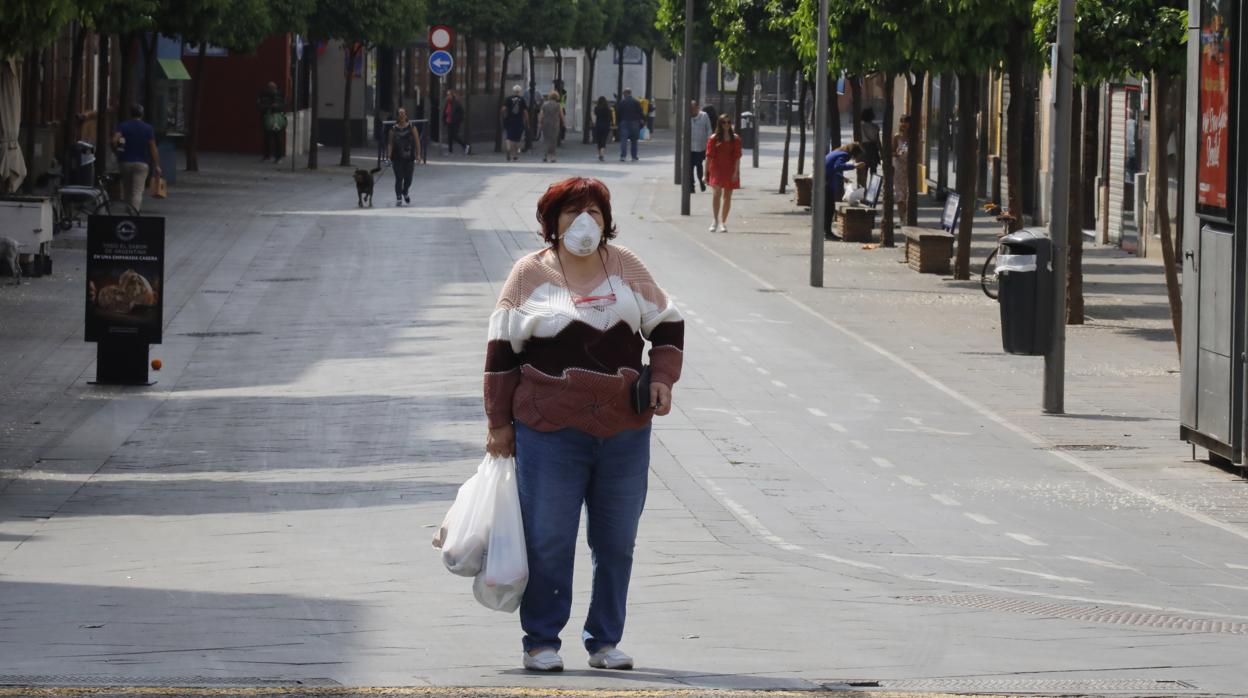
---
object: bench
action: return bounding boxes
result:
[835,173,883,242]
[902,193,960,274]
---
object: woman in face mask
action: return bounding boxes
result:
[483,176,684,673]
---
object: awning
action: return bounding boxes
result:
[157,58,192,81]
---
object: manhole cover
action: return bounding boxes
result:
[0,675,340,688]
[902,593,1248,634]
[822,678,1198,693]
[178,330,261,338]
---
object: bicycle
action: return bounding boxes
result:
[980,203,1016,300]
[52,172,139,231]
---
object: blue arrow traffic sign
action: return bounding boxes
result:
[429,50,453,76]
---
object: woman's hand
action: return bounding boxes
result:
[650,382,673,416]
[486,424,515,458]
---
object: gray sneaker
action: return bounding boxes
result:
[523,648,563,672]
[587,646,633,670]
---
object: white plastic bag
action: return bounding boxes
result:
[842,184,865,206]
[473,456,528,612]
[436,456,496,577]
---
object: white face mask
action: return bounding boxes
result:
[561,212,602,257]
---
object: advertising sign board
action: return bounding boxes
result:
[1197,0,1234,221]
[86,215,165,344]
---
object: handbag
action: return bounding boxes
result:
[263,112,288,132]
[630,364,651,415]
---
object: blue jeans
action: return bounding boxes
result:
[514,421,651,654]
[619,121,640,160]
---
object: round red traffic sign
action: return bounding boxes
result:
[429,26,454,51]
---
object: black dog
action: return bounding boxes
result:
[353,167,383,207]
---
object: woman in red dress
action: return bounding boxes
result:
[705,114,742,233]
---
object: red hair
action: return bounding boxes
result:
[535,177,619,246]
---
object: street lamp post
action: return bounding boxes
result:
[810,0,829,287]
[680,0,694,215]
[1043,0,1075,413]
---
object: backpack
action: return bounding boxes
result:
[393,124,415,160]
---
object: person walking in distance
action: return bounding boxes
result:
[859,108,882,180]
[484,176,684,673]
[705,114,743,233]
[823,142,867,240]
[688,100,711,192]
[615,88,644,161]
[388,107,422,206]
[111,104,161,213]
[501,85,529,161]
[444,89,469,155]
[592,97,612,162]
[257,81,286,162]
[892,115,912,224]
[539,91,564,163]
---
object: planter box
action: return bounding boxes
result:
[903,226,954,274]
[838,206,876,242]
[794,174,812,207]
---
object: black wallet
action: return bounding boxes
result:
[630,364,652,414]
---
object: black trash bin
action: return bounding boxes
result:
[997,228,1055,356]
[739,111,756,149]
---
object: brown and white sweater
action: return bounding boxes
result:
[484,245,684,437]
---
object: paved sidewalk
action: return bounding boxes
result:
[0,132,1246,698]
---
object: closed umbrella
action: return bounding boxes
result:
[0,58,28,194]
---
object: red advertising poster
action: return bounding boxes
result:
[1197,0,1233,220]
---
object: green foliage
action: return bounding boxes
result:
[612,0,663,54]
[1034,0,1187,82]
[429,0,523,43]
[513,0,576,52]
[573,0,619,53]
[656,0,718,59]
[864,0,1022,76]
[308,0,427,48]
[712,0,798,73]
[0,0,76,58]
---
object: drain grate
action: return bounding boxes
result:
[0,675,339,688]
[179,330,262,338]
[1053,444,1141,452]
[256,277,312,283]
[822,678,1198,693]
[902,593,1248,634]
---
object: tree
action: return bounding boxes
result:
[308,0,426,168]
[1035,0,1186,329]
[429,0,520,152]
[82,0,158,178]
[573,0,619,144]
[514,0,575,147]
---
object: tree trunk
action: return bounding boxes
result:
[953,72,980,280]
[616,45,625,102]
[62,23,87,177]
[850,74,864,185]
[881,72,896,247]
[780,67,794,194]
[1066,86,1085,324]
[94,35,111,180]
[117,35,134,124]
[186,42,207,172]
[828,72,840,148]
[798,78,808,174]
[583,50,596,144]
[907,73,925,226]
[554,47,563,81]
[339,44,359,167]
[308,40,319,169]
[527,47,536,149]
[465,37,475,148]
[733,75,746,131]
[142,34,158,125]
[1082,84,1099,233]
[495,46,511,152]
[1152,71,1182,349]
[644,48,654,100]
[1005,20,1026,232]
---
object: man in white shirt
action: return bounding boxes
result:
[689,101,712,192]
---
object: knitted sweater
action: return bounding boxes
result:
[484,245,684,437]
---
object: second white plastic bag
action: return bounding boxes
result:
[473,456,528,612]
[438,456,497,576]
